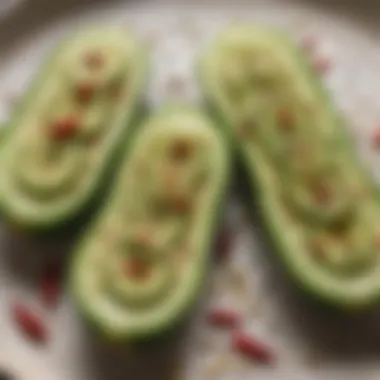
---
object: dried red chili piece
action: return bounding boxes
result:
[207,308,241,328]
[76,82,96,103]
[84,50,105,70]
[231,330,275,364]
[11,303,48,344]
[49,115,80,141]
[40,262,63,308]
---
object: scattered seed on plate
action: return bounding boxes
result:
[207,308,242,329]
[10,302,49,344]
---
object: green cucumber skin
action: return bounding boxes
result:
[197,26,379,310]
[70,105,232,342]
[0,29,150,234]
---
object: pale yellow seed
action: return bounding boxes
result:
[228,268,248,294]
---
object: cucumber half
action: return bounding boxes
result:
[198,23,380,308]
[0,27,149,231]
[70,105,230,340]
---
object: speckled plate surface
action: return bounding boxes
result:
[1,0,380,379]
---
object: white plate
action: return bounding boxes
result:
[1,1,380,379]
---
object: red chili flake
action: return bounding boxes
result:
[371,128,380,149]
[171,139,192,161]
[75,82,96,103]
[300,36,317,54]
[314,58,331,75]
[215,225,234,260]
[207,308,241,328]
[124,258,151,280]
[277,108,293,132]
[84,50,105,70]
[231,330,275,364]
[39,262,63,308]
[49,115,80,141]
[172,195,191,213]
[11,303,48,344]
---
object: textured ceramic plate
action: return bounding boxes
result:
[1,0,380,379]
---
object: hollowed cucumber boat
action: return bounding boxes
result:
[0,27,149,231]
[70,106,230,340]
[198,24,380,308]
